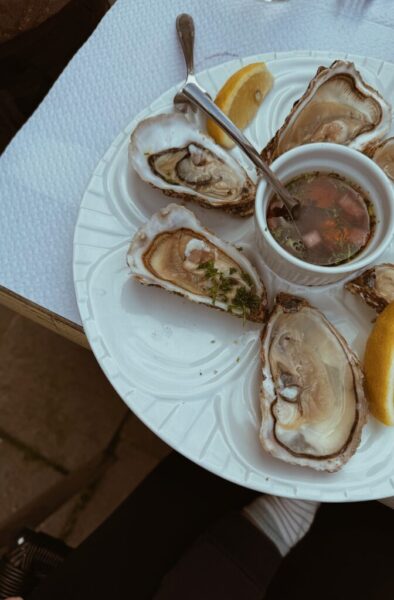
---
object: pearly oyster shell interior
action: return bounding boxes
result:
[370,137,394,181]
[262,60,391,163]
[129,113,255,216]
[127,204,267,322]
[260,293,367,472]
[346,263,394,313]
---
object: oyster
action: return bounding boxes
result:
[262,61,391,164]
[369,137,394,181]
[129,113,255,216]
[345,263,394,312]
[127,204,267,322]
[259,293,367,472]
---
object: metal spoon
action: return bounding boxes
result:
[174,13,301,221]
[173,14,199,111]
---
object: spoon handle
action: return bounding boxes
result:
[176,14,195,76]
[182,81,299,212]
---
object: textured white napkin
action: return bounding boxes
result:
[1,0,394,325]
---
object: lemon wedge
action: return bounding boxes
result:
[364,302,394,425]
[207,62,273,148]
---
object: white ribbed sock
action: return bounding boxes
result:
[243,496,319,556]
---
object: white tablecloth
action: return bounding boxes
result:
[1,0,394,325]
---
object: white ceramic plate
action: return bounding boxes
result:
[74,51,394,501]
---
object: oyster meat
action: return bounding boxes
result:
[259,293,367,472]
[345,263,394,312]
[129,113,255,216]
[262,61,391,164]
[369,137,394,181]
[127,204,267,322]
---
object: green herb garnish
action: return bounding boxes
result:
[228,285,261,324]
[198,260,218,278]
[197,259,260,322]
[218,273,234,293]
[241,271,253,287]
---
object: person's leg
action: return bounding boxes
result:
[154,497,319,600]
[156,498,394,600]
[243,496,318,556]
[28,452,259,600]
[154,512,282,600]
[265,500,394,600]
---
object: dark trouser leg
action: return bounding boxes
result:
[155,512,281,600]
[28,453,260,600]
[265,501,394,600]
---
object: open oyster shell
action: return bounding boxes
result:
[129,113,255,216]
[345,263,394,313]
[127,204,267,322]
[262,61,391,164]
[367,137,394,181]
[259,293,367,472]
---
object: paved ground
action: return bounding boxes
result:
[0,0,171,551]
[0,304,170,547]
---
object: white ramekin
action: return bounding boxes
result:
[254,143,394,286]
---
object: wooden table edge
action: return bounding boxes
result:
[0,285,89,349]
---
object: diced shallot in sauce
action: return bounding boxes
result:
[338,193,367,220]
[302,230,322,249]
[267,172,375,266]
